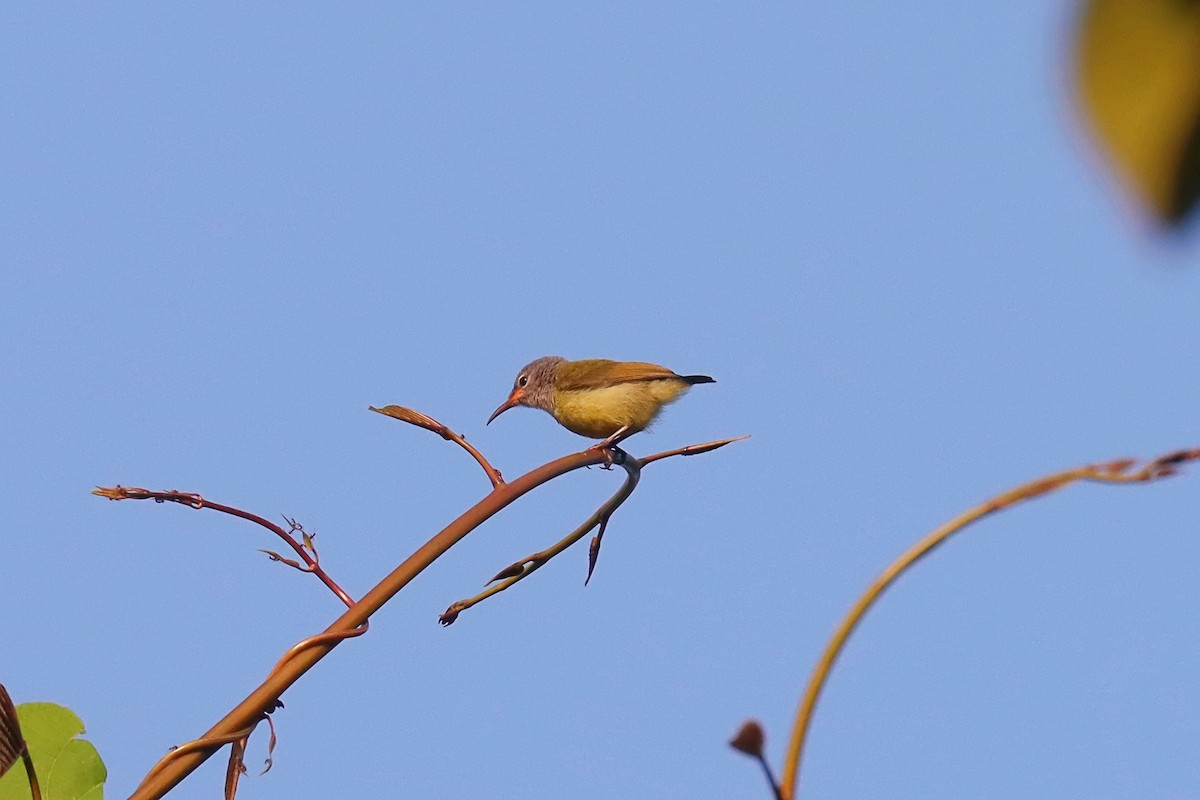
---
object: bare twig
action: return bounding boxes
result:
[439,435,748,624]
[105,404,743,799]
[91,488,357,609]
[439,462,641,625]
[779,447,1200,800]
[90,488,367,795]
[370,405,504,487]
[123,448,611,799]
[638,434,750,466]
[139,725,259,794]
[223,734,248,800]
[259,712,279,775]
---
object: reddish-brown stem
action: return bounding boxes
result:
[370,405,504,487]
[779,448,1199,799]
[139,725,258,792]
[91,488,356,609]
[639,434,750,466]
[124,447,610,798]
[223,734,248,800]
[441,435,747,622]
[441,458,641,624]
[100,406,745,799]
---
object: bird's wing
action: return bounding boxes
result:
[556,360,681,390]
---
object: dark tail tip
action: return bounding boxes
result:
[683,374,716,385]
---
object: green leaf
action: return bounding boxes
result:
[1075,0,1200,226]
[0,704,105,800]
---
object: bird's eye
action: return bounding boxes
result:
[517,375,529,388]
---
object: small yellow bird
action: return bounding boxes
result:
[487,356,715,447]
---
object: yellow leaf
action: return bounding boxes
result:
[1075,0,1200,225]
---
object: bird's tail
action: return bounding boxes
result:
[682,374,715,385]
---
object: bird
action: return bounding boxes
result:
[486,356,715,449]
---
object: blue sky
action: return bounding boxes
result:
[2,4,1198,799]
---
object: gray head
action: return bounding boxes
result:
[487,355,567,424]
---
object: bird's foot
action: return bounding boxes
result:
[586,427,630,469]
[597,446,627,469]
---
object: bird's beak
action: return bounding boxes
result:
[486,390,523,425]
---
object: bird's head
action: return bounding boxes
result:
[487,355,565,424]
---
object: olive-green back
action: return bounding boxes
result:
[554,359,682,390]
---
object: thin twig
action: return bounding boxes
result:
[124,447,610,799]
[223,734,248,800]
[270,624,369,674]
[91,488,357,609]
[370,405,505,487]
[439,462,641,625]
[138,725,260,793]
[439,435,747,624]
[779,448,1200,800]
[638,434,750,466]
[109,413,744,799]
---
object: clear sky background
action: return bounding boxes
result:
[3,4,1198,799]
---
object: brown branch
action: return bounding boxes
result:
[104,407,743,799]
[91,488,356,609]
[269,624,369,674]
[370,405,504,487]
[638,434,750,466]
[778,447,1200,800]
[439,435,747,624]
[223,734,248,800]
[440,460,641,625]
[139,725,259,794]
[123,448,608,798]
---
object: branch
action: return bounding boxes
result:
[439,435,748,624]
[122,447,608,799]
[370,405,504,488]
[638,434,750,466]
[91,488,356,609]
[440,460,641,625]
[104,411,743,799]
[778,447,1200,800]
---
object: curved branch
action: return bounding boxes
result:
[124,447,611,799]
[138,724,259,793]
[779,448,1200,799]
[91,488,356,609]
[370,405,504,487]
[439,460,641,625]
[438,435,749,624]
[105,417,746,799]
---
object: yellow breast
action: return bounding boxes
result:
[551,380,691,439]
